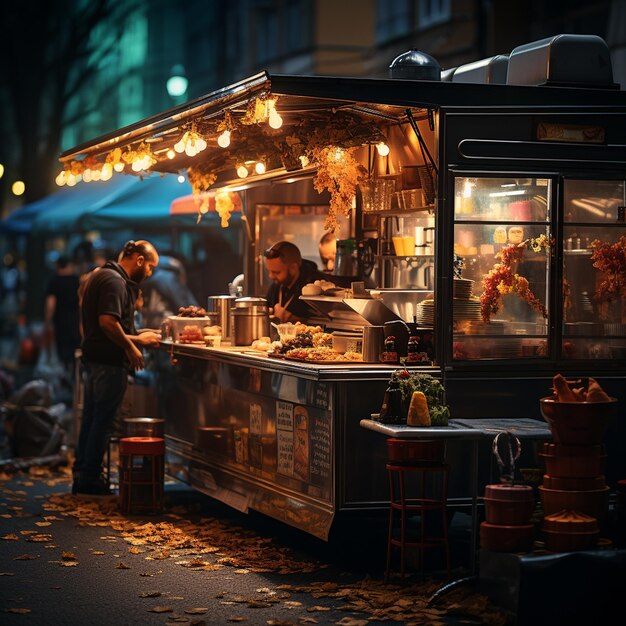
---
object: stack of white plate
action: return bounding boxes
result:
[415,300,435,326]
[453,297,482,321]
[453,278,474,299]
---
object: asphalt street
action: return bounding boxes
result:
[0,465,509,626]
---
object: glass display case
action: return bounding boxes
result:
[562,179,626,360]
[452,176,551,360]
[450,175,626,362]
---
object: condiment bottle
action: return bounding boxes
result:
[382,335,399,363]
[379,378,404,424]
[406,335,420,363]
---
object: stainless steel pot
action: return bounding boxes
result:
[232,297,270,346]
[207,295,237,340]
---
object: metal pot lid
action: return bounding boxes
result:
[208,294,237,300]
[234,296,267,308]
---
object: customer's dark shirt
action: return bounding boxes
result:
[81,261,139,367]
[266,259,328,321]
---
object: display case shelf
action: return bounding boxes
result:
[364,205,435,216]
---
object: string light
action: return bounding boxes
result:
[217,130,231,148]
[268,108,283,129]
[12,181,25,196]
[236,164,249,178]
[255,161,266,175]
[376,142,390,156]
[177,175,186,183]
[55,170,67,186]
[167,149,175,159]
[173,126,208,157]
[0,163,4,179]
[113,162,125,172]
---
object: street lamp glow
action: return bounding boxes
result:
[12,180,25,196]
[166,75,188,97]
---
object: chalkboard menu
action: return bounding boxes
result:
[309,412,331,488]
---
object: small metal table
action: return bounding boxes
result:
[360,418,552,574]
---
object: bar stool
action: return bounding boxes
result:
[385,439,451,582]
[118,437,165,515]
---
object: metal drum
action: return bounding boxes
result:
[232,297,269,346]
[123,417,164,438]
[207,295,237,341]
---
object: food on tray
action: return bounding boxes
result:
[251,336,274,351]
[280,346,363,362]
[176,305,209,317]
[407,391,431,426]
[202,325,221,337]
[302,283,322,296]
[178,325,204,342]
[551,374,611,402]
[314,279,336,291]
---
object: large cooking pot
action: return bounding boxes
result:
[207,295,237,340]
[232,297,270,346]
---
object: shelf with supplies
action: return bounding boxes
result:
[364,205,435,217]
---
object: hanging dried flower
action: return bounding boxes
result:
[479,235,550,322]
[309,146,366,233]
[215,191,235,228]
[589,235,626,302]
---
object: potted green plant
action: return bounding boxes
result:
[394,369,450,426]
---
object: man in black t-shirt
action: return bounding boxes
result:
[264,241,328,323]
[73,240,161,496]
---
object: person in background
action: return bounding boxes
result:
[72,240,161,496]
[264,241,328,323]
[318,232,336,273]
[44,256,81,377]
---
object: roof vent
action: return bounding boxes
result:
[507,34,617,89]
[389,49,441,81]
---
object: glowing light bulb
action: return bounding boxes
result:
[67,174,77,187]
[177,175,186,183]
[185,142,196,157]
[91,169,101,181]
[174,140,185,153]
[376,142,390,156]
[217,130,231,148]
[268,110,283,129]
[255,161,266,175]
[236,165,248,179]
[113,162,125,172]
[167,149,175,160]
[101,166,113,181]
[0,163,5,179]
[299,155,309,167]
[132,160,142,172]
[55,171,67,186]
[197,138,207,151]
[83,169,93,183]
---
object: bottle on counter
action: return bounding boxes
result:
[379,377,405,425]
[382,335,399,363]
[406,335,420,363]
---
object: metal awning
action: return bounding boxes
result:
[59,72,626,186]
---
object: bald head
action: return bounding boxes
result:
[119,239,159,283]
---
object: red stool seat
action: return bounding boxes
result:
[119,436,165,456]
[118,436,165,515]
[385,438,451,582]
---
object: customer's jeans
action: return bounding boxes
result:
[73,361,128,485]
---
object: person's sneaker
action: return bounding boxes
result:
[72,479,114,497]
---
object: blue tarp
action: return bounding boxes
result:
[0,175,196,235]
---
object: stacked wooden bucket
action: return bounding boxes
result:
[480,484,535,552]
[538,442,606,550]
[537,396,616,551]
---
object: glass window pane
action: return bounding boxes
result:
[454,177,550,222]
[564,179,625,223]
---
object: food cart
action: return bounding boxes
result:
[60,34,626,540]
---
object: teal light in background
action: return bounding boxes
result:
[167,64,188,98]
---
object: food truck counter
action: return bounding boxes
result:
[151,341,438,539]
